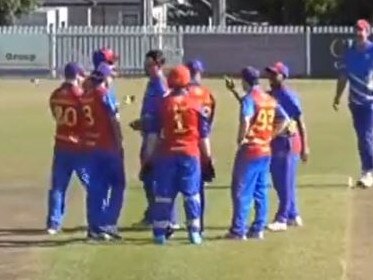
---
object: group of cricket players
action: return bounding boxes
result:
[46,17,373,245]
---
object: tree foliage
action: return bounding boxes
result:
[0,0,40,25]
[227,0,373,24]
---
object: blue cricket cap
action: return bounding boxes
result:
[241,66,260,84]
[64,62,85,79]
[265,62,290,78]
[186,59,204,74]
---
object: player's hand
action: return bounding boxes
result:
[129,119,142,131]
[224,76,235,91]
[301,147,310,163]
[139,161,153,181]
[202,157,216,183]
[332,97,340,111]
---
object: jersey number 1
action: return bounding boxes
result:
[173,105,187,134]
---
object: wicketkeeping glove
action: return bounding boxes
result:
[202,158,216,183]
[139,161,153,182]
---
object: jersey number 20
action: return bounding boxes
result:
[53,105,94,127]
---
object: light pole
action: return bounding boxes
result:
[143,0,154,26]
[212,0,226,26]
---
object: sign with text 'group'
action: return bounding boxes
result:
[0,34,49,69]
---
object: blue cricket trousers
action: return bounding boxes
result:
[86,150,125,233]
[152,155,201,236]
[230,148,271,236]
[270,153,300,222]
[140,139,178,224]
[349,103,373,173]
[46,148,89,230]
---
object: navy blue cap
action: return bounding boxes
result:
[64,62,85,79]
[186,59,204,74]
[92,50,105,70]
[91,62,113,81]
[241,66,260,84]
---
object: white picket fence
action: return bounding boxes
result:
[0,25,361,76]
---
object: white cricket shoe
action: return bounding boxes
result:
[357,172,373,188]
[288,216,303,227]
[267,221,288,232]
[47,228,58,235]
[170,223,181,230]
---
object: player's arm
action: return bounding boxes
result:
[198,105,215,181]
[139,101,161,180]
[237,96,254,145]
[281,93,310,162]
[273,105,291,138]
[198,102,213,157]
[224,76,243,103]
[203,87,216,124]
[333,74,348,111]
[100,88,123,150]
[333,52,348,111]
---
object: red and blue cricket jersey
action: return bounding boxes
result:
[341,41,373,106]
[50,83,85,151]
[188,83,216,124]
[148,88,211,157]
[81,82,119,152]
[241,86,288,159]
[270,86,302,155]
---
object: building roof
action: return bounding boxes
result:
[42,0,141,6]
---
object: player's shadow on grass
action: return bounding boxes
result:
[0,226,154,237]
[0,238,87,248]
[207,184,348,190]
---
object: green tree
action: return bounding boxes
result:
[304,0,341,24]
[0,0,40,25]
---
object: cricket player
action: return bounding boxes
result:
[91,48,120,117]
[90,48,125,237]
[226,66,289,240]
[186,59,216,234]
[265,62,309,232]
[46,62,87,235]
[333,19,373,188]
[143,65,212,245]
[131,50,179,229]
[82,62,125,240]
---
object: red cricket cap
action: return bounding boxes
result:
[167,65,191,88]
[265,61,289,78]
[100,48,119,64]
[356,19,371,31]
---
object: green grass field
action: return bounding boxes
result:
[0,78,358,280]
